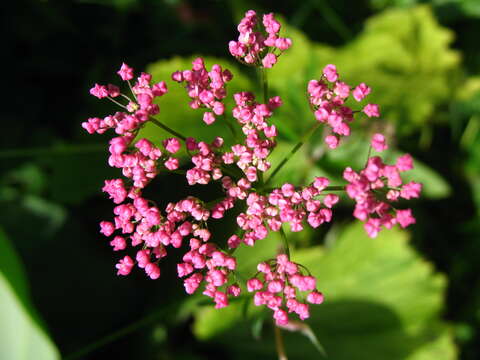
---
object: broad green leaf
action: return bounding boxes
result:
[269,5,460,136]
[141,56,252,146]
[320,136,451,199]
[5,163,46,195]
[193,297,255,340]
[191,223,456,359]
[0,228,60,360]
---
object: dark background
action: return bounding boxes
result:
[2,0,480,359]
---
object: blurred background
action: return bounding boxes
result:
[2,0,480,359]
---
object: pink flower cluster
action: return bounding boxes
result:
[344,135,422,238]
[179,241,240,309]
[230,178,338,247]
[82,10,422,329]
[83,63,167,135]
[172,58,233,125]
[229,10,292,68]
[247,254,324,325]
[307,64,380,149]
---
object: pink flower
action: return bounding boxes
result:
[90,84,108,99]
[184,273,203,294]
[325,135,339,149]
[229,11,291,68]
[363,104,380,117]
[275,37,292,50]
[364,218,381,238]
[396,209,416,228]
[323,64,338,82]
[262,53,277,68]
[323,194,339,208]
[100,221,115,236]
[273,309,289,326]
[145,263,161,279]
[307,291,324,304]
[110,236,126,251]
[334,81,350,99]
[203,112,216,125]
[117,63,134,81]
[116,256,134,276]
[164,157,179,170]
[163,138,181,154]
[396,154,413,172]
[401,182,422,199]
[227,284,241,297]
[371,133,388,152]
[214,291,229,309]
[353,83,371,101]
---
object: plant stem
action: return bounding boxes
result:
[274,324,288,360]
[279,226,291,258]
[107,96,127,110]
[149,117,187,141]
[322,185,345,191]
[222,113,238,140]
[0,144,104,158]
[265,122,321,186]
[260,67,269,104]
[261,185,346,193]
[63,304,177,360]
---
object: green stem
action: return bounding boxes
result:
[63,304,177,360]
[261,185,346,193]
[0,144,104,158]
[149,117,187,141]
[260,67,269,104]
[364,145,372,167]
[265,122,321,186]
[322,185,345,191]
[261,185,346,194]
[107,96,127,110]
[274,323,288,360]
[222,113,238,140]
[279,226,290,258]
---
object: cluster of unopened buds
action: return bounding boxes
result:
[83,10,422,328]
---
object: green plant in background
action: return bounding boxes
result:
[0,228,60,359]
[269,6,460,143]
[69,7,454,360]
[4,1,480,359]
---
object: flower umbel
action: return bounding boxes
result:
[82,10,422,354]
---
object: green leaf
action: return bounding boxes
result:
[191,223,456,359]
[193,298,248,340]
[320,136,451,199]
[269,5,460,136]
[140,56,252,146]
[0,228,60,360]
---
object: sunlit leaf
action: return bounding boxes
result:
[191,222,456,359]
[0,228,60,360]
[269,5,460,136]
[141,56,252,146]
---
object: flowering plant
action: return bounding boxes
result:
[82,10,421,357]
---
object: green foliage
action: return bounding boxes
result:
[370,0,480,18]
[191,223,456,359]
[0,163,67,239]
[269,5,460,136]
[0,228,60,360]
[323,136,451,199]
